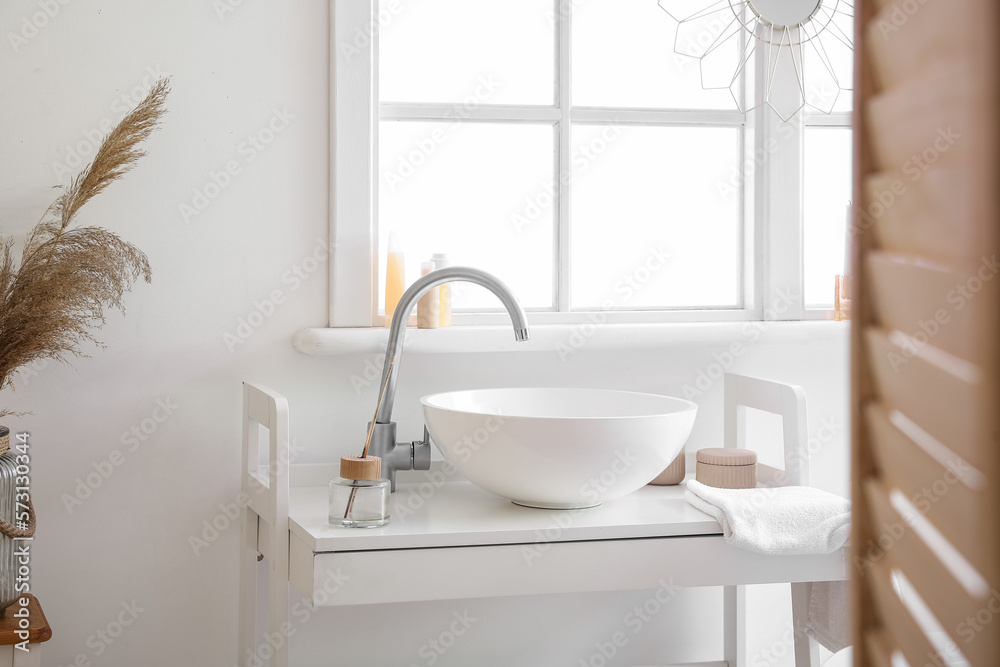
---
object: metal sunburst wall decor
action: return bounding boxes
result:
[659,0,854,121]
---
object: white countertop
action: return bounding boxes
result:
[289,476,722,553]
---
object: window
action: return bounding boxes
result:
[802,19,855,309]
[329,1,854,328]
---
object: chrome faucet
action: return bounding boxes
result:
[367,266,530,490]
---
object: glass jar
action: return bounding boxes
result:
[329,455,390,528]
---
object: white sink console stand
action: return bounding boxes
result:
[238,375,847,667]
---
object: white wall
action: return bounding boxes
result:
[0,2,849,665]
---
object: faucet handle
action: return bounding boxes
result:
[412,426,432,471]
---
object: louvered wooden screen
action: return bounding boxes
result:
[851,0,1000,665]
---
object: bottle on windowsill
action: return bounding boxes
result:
[430,253,451,327]
[417,261,440,329]
[384,231,405,328]
[835,274,851,321]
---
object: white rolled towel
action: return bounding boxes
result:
[684,479,850,555]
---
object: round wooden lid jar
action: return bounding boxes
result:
[695,448,757,489]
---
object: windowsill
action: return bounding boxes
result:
[292,320,848,356]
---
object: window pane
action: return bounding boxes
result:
[378,121,554,311]
[804,7,854,113]
[804,127,853,308]
[570,125,741,309]
[573,0,738,110]
[378,0,555,105]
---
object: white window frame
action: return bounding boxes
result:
[328,1,840,329]
[798,110,853,317]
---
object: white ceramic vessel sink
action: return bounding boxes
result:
[420,388,698,509]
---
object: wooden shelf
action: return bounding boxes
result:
[0,596,51,646]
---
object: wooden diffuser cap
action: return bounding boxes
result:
[340,455,382,481]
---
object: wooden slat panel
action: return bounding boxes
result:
[866,252,976,362]
[864,328,981,468]
[866,403,986,577]
[851,2,882,663]
[863,629,895,667]
[865,164,978,265]
[864,479,986,664]
[866,0,974,89]
[854,0,999,664]
[866,56,975,173]
[867,557,949,667]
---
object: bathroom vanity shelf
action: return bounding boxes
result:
[286,478,845,608]
[240,379,847,667]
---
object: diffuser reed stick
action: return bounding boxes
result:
[344,357,395,519]
[361,357,394,459]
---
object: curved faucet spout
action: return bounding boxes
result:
[376,267,530,424]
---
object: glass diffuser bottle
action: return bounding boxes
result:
[329,455,390,528]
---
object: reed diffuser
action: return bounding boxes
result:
[329,358,395,528]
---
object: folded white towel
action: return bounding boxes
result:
[684,479,850,555]
[684,479,852,652]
